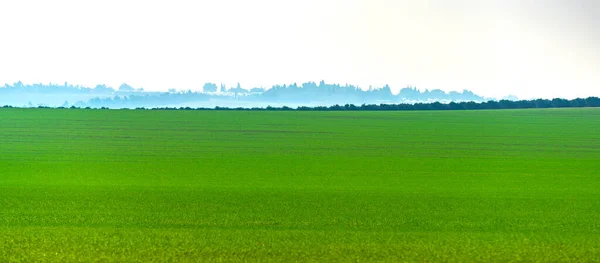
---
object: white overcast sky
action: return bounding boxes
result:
[0,0,598,99]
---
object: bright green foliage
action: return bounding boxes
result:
[1,108,599,262]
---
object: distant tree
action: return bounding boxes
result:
[534,99,552,108]
[551,98,570,108]
[203,83,218,93]
[585,97,600,107]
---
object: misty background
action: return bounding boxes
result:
[0,81,493,108]
[1,0,598,100]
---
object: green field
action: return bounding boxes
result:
[1,108,599,262]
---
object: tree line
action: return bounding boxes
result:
[3,97,599,111]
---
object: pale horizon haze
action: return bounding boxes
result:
[1,0,598,99]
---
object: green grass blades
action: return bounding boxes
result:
[1,108,600,262]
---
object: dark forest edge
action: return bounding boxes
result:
[2,97,599,111]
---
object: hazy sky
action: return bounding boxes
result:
[1,0,598,99]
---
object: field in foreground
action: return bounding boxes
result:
[1,108,599,262]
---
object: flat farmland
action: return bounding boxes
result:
[1,108,599,262]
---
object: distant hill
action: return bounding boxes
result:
[0,81,492,108]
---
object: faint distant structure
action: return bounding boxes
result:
[93,84,115,94]
[250,87,265,93]
[502,95,519,101]
[230,83,248,98]
[119,83,135,92]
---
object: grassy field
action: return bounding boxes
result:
[1,108,599,262]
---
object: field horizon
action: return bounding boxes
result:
[1,108,599,261]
